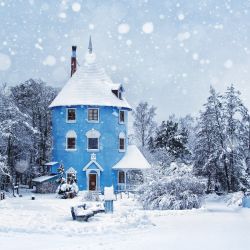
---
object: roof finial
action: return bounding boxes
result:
[88,36,92,54]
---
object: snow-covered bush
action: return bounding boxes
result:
[83,191,100,201]
[137,163,206,210]
[56,177,79,199]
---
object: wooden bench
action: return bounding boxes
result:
[71,204,105,222]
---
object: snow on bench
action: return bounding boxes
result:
[71,203,105,222]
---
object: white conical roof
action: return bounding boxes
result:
[112,145,151,170]
[49,52,131,109]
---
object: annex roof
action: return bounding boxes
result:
[44,162,58,166]
[112,145,151,170]
[49,52,131,109]
[32,175,58,183]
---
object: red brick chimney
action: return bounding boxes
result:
[71,46,77,77]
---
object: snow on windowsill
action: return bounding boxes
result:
[65,148,77,152]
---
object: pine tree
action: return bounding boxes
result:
[222,84,249,191]
[154,120,189,160]
[194,85,250,192]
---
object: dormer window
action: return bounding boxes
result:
[118,91,122,99]
[88,108,99,122]
[67,108,76,122]
[112,89,118,97]
[111,85,124,100]
[119,110,125,124]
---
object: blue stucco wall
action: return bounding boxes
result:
[51,105,129,192]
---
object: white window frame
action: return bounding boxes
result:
[86,129,100,152]
[87,138,99,152]
[87,108,99,123]
[66,108,76,123]
[119,132,126,152]
[119,110,125,124]
[65,130,77,151]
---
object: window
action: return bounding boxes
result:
[88,108,99,122]
[119,132,126,152]
[119,138,125,151]
[66,130,77,150]
[118,91,122,99]
[67,138,76,149]
[86,129,101,151]
[119,110,125,123]
[118,171,125,184]
[88,138,99,150]
[67,108,76,122]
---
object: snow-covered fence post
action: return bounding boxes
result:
[104,186,115,213]
[0,192,5,200]
[12,183,19,197]
[242,192,250,208]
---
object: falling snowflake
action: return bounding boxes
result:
[35,43,43,50]
[58,12,67,19]
[89,24,95,30]
[142,22,154,34]
[126,40,132,46]
[111,65,117,71]
[72,2,81,12]
[0,53,11,71]
[178,13,185,21]
[118,23,130,34]
[159,14,165,20]
[60,56,66,62]
[177,32,191,42]
[224,59,233,69]
[43,55,56,66]
[192,53,199,60]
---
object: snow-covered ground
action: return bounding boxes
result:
[0,190,250,250]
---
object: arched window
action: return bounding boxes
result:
[86,129,100,151]
[119,132,126,152]
[66,130,77,150]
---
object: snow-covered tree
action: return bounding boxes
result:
[133,102,157,148]
[137,163,205,210]
[10,79,58,165]
[154,120,190,161]
[0,80,58,188]
[193,85,250,192]
[0,84,37,184]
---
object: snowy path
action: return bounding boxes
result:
[0,192,250,250]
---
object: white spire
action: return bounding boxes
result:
[88,36,92,54]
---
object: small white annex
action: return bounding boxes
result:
[113,145,151,191]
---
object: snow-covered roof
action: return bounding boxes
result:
[66,167,77,174]
[44,162,58,166]
[112,145,151,170]
[32,175,58,183]
[49,52,131,109]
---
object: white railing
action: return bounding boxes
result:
[117,183,138,192]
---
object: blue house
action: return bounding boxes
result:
[49,39,150,192]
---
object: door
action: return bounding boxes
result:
[89,173,97,191]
